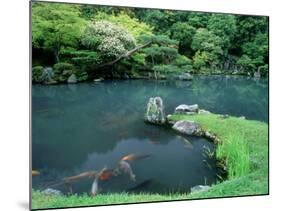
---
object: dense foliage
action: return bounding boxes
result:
[32,2,269,83]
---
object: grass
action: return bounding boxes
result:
[32,113,268,210]
[216,133,250,178]
[32,190,190,210]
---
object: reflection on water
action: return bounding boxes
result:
[32,76,268,194]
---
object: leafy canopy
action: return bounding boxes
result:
[94,11,153,40]
[32,2,87,61]
[207,14,237,51]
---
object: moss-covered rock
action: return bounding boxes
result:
[145,97,166,124]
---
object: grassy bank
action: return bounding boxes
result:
[32,191,191,210]
[168,113,268,198]
[32,113,268,210]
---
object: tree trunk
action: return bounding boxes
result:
[154,70,158,80]
[151,56,157,80]
[98,42,152,68]
[54,50,60,63]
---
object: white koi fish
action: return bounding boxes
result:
[118,160,136,181]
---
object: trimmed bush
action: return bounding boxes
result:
[53,62,76,82]
[75,70,88,82]
[32,66,43,83]
[53,62,75,74]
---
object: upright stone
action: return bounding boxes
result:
[41,67,54,83]
[67,74,77,84]
[254,68,261,79]
[145,97,166,124]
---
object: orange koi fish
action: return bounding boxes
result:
[99,169,115,181]
[63,171,97,183]
[121,153,151,162]
[32,170,40,176]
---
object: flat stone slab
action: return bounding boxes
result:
[175,104,199,114]
[190,185,210,193]
[172,120,202,136]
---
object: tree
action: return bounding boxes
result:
[191,28,223,70]
[170,22,196,55]
[136,10,176,34]
[207,14,237,52]
[234,16,268,45]
[82,21,136,61]
[187,12,210,28]
[94,11,153,40]
[32,2,87,62]
[140,35,183,79]
[237,33,268,75]
[141,35,178,65]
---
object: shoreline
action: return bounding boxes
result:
[31,73,268,86]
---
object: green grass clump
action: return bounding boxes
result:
[216,133,250,178]
[32,113,268,209]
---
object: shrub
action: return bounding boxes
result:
[53,62,75,74]
[181,65,193,72]
[32,66,43,83]
[173,55,192,67]
[53,62,76,82]
[75,70,88,82]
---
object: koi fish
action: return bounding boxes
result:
[121,153,151,162]
[118,160,136,181]
[99,169,115,181]
[91,175,99,196]
[91,167,107,196]
[32,170,40,176]
[63,171,97,183]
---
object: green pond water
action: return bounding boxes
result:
[32,76,268,194]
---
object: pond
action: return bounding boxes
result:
[32,76,268,195]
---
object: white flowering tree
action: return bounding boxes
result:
[82,21,136,61]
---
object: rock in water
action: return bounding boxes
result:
[145,97,166,124]
[94,78,104,82]
[67,74,77,84]
[41,67,54,83]
[42,188,63,196]
[190,185,210,193]
[178,73,193,81]
[254,69,261,79]
[175,104,199,114]
[172,120,203,136]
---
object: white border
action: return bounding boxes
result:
[1,0,280,211]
